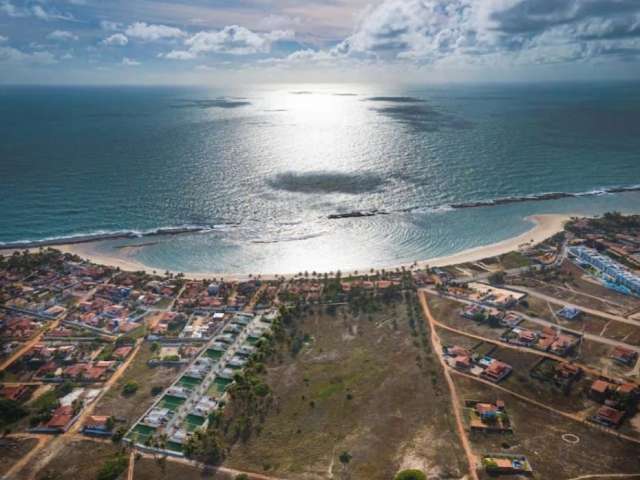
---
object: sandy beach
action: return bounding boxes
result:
[422,213,573,268]
[1,213,574,281]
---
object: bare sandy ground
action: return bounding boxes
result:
[2,213,574,281]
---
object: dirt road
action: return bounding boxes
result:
[418,290,479,480]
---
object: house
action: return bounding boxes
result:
[45,405,75,432]
[610,346,638,367]
[591,405,625,428]
[557,306,583,321]
[481,360,512,383]
[64,363,89,379]
[84,365,107,381]
[144,408,171,427]
[453,355,472,370]
[555,363,582,382]
[589,379,611,402]
[0,384,31,402]
[112,346,133,360]
[82,415,112,436]
[482,455,532,474]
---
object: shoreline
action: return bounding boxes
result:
[1,214,574,281]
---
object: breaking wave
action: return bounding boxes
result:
[0,225,225,249]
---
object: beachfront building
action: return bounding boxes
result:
[569,246,640,296]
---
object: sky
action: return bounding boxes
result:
[1,0,640,85]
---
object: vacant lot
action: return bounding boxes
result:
[226,296,467,480]
[93,342,185,427]
[429,296,509,343]
[33,438,123,480]
[134,457,236,480]
[0,437,38,477]
[453,374,640,479]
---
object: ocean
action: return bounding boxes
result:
[1,82,640,274]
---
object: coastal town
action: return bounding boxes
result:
[1,212,640,479]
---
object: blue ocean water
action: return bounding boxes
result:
[1,82,639,274]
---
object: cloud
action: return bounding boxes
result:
[100,20,122,31]
[47,30,78,42]
[164,25,294,60]
[258,14,302,31]
[163,49,196,60]
[0,46,56,64]
[125,22,185,41]
[121,57,140,66]
[0,34,7,43]
[102,33,128,46]
[281,0,640,66]
[0,0,26,18]
[1,1,75,21]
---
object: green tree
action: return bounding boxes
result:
[111,426,126,442]
[122,381,138,396]
[0,398,27,427]
[183,429,226,465]
[338,451,352,479]
[488,270,506,285]
[96,453,128,480]
[394,470,427,480]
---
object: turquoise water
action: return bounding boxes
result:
[1,82,639,274]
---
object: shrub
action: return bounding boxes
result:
[0,399,27,427]
[96,453,128,480]
[395,469,427,480]
[122,381,138,396]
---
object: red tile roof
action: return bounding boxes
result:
[47,405,74,429]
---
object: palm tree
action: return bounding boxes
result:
[339,451,352,479]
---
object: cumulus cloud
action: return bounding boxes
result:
[47,30,78,42]
[163,50,196,60]
[0,46,56,64]
[102,33,128,46]
[258,14,302,31]
[100,20,122,31]
[125,22,185,41]
[122,57,140,66]
[164,25,294,60]
[0,34,7,43]
[1,1,74,21]
[282,0,640,66]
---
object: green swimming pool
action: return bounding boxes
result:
[205,348,223,360]
[128,424,156,444]
[184,414,206,432]
[160,394,186,411]
[178,375,202,387]
[166,441,184,453]
[206,377,233,397]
